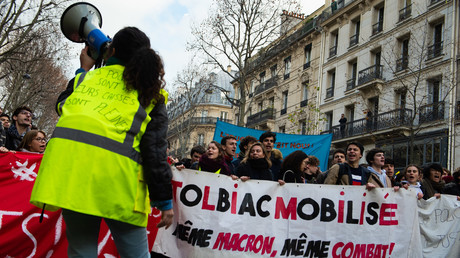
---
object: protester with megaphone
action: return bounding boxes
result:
[30,26,173,257]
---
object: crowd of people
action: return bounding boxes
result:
[172,132,460,200]
[0,106,47,154]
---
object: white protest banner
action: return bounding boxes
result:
[418,195,460,258]
[153,168,422,257]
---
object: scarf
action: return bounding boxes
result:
[247,158,270,170]
[422,178,445,199]
[199,154,230,175]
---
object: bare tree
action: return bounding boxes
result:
[167,61,214,158]
[0,0,71,69]
[0,0,72,133]
[189,0,300,126]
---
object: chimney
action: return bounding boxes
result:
[280,10,305,36]
[227,65,232,73]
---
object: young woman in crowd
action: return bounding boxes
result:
[17,130,47,153]
[235,142,272,181]
[194,141,230,175]
[421,163,445,199]
[402,164,424,199]
[278,150,309,184]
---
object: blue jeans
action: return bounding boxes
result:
[62,209,150,258]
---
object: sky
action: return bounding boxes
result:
[66,0,325,89]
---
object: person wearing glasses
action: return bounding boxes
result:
[17,130,47,153]
[5,106,33,151]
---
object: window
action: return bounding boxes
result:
[396,91,407,109]
[326,70,335,98]
[397,37,409,71]
[300,120,307,135]
[428,22,443,59]
[269,97,275,108]
[201,110,208,123]
[250,80,255,94]
[372,6,384,35]
[270,65,277,78]
[347,61,357,90]
[325,111,333,131]
[304,44,312,69]
[281,91,288,115]
[220,111,228,121]
[329,31,338,57]
[399,0,411,22]
[301,81,309,107]
[198,134,204,146]
[258,102,263,112]
[284,56,291,79]
[260,71,266,84]
[350,19,360,47]
[346,105,355,122]
[279,126,285,134]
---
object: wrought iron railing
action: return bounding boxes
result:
[326,87,334,99]
[321,108,413,140]
[254,76,278,96]
[358,64,383,85]
[346,78,356,91]
[280,108,287,116]
[303,61,311,70]
[427,41,443,59]
[300,99,308,107]
[349,34,359,47]
[399,5,412,22]
[419,102,445,123]
[246,108,275,127]
[329,45,337,57]
[430,0,443,5]
[372,20,383,35]
[246,18,318,73]
[320,0,355,21]
[396,56,409,72]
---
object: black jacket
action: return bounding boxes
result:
[443,182,460,196]
[236,159,273,181]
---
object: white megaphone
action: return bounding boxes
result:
[61,2,111,65]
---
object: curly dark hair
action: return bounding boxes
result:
[110,27,165,107]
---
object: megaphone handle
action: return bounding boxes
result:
[79,17,88,40]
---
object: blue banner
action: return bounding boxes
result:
[213,120,333,171]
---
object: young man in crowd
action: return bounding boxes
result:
[332,149,346,165]
[259,131,283,181]
[316,149,345,184]
[232,135,257,168]
[184,145,206,169]
[5,106,33,151]
[0,114,10,129]
[221,136,237,174]
[383,158,396,186]
[366,148,392,188]
[324,142,380,188]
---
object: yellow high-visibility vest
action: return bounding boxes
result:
[30,64,168,227]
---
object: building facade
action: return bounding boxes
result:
[233,0,460,170]
[167,70,235,159]
[318,0,458,170]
